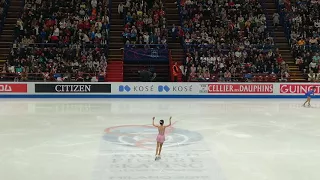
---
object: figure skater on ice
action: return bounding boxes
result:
[152,116,171,160]
[303,86,316,107]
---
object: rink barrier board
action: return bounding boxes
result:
[0,82,318,98]
[0,95,314,98]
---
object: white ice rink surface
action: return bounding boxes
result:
[0,99,320,180]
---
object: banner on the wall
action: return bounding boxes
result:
[35,84,112,93]
[0,84,27,93]
[117,83,194,94]
[280,84,320,94]
[199,84,274,93]
[2,82,320,98]
[124,48,169,62]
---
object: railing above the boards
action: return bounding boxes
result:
[12,42,109,49]
[124,44,168,49]
[0,73,106,82]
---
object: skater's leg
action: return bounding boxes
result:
[308,97,311,106]
[158,143,163,156]
[156,142,160,155]
[303,97,310,106]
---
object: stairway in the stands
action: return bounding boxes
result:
[0,0,23,67]
[264,0,305,81]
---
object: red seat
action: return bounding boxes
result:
[271,75,277,82]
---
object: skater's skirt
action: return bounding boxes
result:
[156,134,165,143]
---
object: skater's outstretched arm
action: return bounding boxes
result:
[165,116,172,127]
[152,117,158,127]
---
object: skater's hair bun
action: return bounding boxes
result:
[159,120,164,125]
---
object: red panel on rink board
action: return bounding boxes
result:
[0,84,27,93]
[280,84,320,94]
[208,84,274,93]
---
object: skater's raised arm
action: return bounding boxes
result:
[165,116,172,127]
[152,117,158,127]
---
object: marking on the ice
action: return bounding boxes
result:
[217,130,252,138]
[39,152,85,159]
[302,115,315,118]
[265,112,272,116]
[96,116,105,120]
[233,134,252,138]
[49,141,99,147]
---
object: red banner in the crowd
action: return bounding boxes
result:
[0,84,27,93]
[280,84,320,94]
[208,84,274,93]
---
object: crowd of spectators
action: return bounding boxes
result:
[295,50,320,81]
[179,46,290,82]
[175,0,289,82]
[2,45,107,81]
[286,0,320,46]
[4,0,109,81]
[282,0,320,81]
[121,0,168,47]
[179,0,272,47]
[14,0,110,46]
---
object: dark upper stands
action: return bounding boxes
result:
[176,0,289,82]
[2,0,109,81]
[181,0,271,47]
[0,0,9,33]
[1,0,315,82]
[14,0,109,45]
[281,0,320,81]
[122,0,168,47]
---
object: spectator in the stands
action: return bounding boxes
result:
[118,3,124,18]
[309,59,317,73]
[280,70,290,82]
[308,70,316,82]
[171,24,178,41]
[296,56,304,71]
[172,62,180,82]
[273,12,280,27]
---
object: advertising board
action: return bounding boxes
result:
[199,84,274,94]
[117,83,194,94]
[0,82,317,98]
[280,84,320,94]
[0,84,27,93]
[35,84,112,93]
